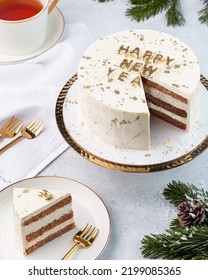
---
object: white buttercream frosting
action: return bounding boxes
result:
[78,29,200,150]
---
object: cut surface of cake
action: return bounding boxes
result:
[13,188,75,255]
[78,29,200,150]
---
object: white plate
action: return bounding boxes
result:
[56,74,208,172]
[0,176,110,260]
[0,7,64,64]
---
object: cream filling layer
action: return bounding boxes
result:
[148,103,187,124]
[24,218,74,249]
[22,204,72,236]
[144,86,188,111]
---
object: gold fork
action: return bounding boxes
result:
[0,117,22,141]
[0,118,44,154]
[62,224,99,260]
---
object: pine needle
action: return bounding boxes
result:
[163,180,208,210]
[198,0,208,24]
[165,0,185,26]
[126,0,169,22]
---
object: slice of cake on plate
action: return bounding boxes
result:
[13,187,75,255]
[78,29,200,150]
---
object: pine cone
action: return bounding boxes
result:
[177,200,206,227]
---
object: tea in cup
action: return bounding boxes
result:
[0,0,59,55]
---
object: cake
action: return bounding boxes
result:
[78,29,200,150]
[13,188,75,255]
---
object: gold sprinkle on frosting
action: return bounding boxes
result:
[23,189,29,193]
[38,189,53,200]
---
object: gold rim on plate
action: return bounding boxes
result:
[56,74,208,173]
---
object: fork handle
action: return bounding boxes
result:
[0,135,23,154]
[62,244,80,260]
[0,135,5,142]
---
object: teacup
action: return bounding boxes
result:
[0,0,59,55]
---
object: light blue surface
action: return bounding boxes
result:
[40,0,208,259]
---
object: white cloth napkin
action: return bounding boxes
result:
[0,23,93,189]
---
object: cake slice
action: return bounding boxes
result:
[13,187,75,255]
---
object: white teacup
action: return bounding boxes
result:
[0,0,59,55]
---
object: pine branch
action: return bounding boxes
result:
[194,251,208,260]
[141,225,208,259]
[126,0,169,22]
[198,0,208,24]
[163,180,208,210]
[163,181,199,206]
[142,181,208,259]
[96,0,208,27]
[169,218,180,228]
[166,0,185,26]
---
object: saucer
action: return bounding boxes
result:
[0,7,65,64]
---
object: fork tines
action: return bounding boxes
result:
[26,118,44,134]
[0,116,22,140]
[79,224,99,240]
[7,117,22,132]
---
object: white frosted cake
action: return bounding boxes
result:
[78,29,200,150]
[13,188,75,255]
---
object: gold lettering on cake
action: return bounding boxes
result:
[129,47,140,59]
[107,67,116,77]
[143,50,153,60]
[118,72,129,81]
[120,59,133,70]
[131,76,141,87]
[38,189,53,200]
[166,56,175,68]
[142,62,158,76]
[131,62,143,72]
[118,45,130,55]
[107,44,176,87]
[153,54,163,63]
[120,59,143,72]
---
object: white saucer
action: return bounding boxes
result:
[0,7,65,64]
